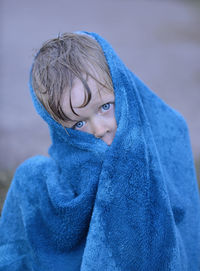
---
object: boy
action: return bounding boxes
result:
[0,32,200,271]
[32,33,117,145]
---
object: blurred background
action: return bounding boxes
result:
[0,0,200,211]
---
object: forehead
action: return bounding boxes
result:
[61,76,114,121]
[71,76,112,107]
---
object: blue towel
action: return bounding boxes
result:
[0,32,200,270]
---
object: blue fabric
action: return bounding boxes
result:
[0,32,200,270]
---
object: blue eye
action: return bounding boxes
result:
[102,103,111,111]
[74,121,85,129]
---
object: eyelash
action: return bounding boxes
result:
[72,102,112,129]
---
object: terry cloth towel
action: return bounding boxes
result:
[0,32,200,271]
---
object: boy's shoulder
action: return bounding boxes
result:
[1,156,57,215]
[16,155,54,175]
[14,155,57,188]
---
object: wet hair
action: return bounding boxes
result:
[31,32,113,124]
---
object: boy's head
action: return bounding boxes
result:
[31,32,117,145]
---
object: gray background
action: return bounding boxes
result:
[1,0,200,173]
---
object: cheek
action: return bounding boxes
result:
[78,124,91,134]
[107,108,117,128]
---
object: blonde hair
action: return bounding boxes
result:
[31,32,113,124]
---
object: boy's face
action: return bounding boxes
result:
[61,76,117,146]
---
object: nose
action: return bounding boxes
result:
[91,119,108,139]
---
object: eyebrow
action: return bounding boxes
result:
[66,96,115,124]
[65,115,89,123]
[65,118,82,124]
[69,120,81,123]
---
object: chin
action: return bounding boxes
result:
[104,139,113,146]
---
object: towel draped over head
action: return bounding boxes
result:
[0,32,200,271]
